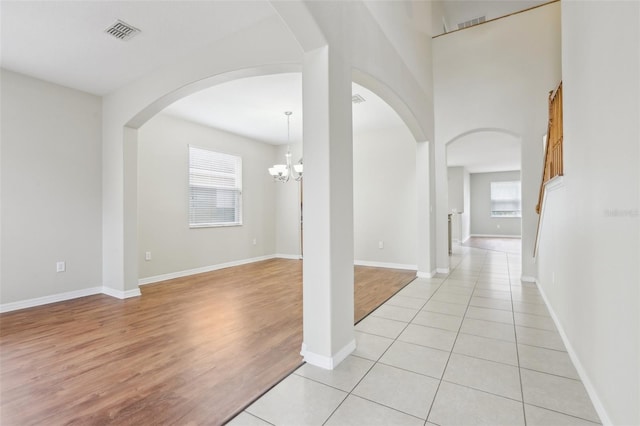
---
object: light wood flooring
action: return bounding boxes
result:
[0,259,415,425]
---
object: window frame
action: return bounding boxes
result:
[188,145,243,228]
[490,180,522,218]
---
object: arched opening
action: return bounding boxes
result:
[445,128,522,255]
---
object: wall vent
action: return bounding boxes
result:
[457,16,486,30]
[105,20,140,41]
[352,94,366,104]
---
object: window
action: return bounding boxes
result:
[490,181,521,218]
[188,146,242,227]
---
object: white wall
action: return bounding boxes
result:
[536,2,640,424]
[433,2,561,276]
[274,143,303,258]
[354,127,416,268]
[137,113,277,279]
[461,168,471,242]
[0,69,102,307]
[447,166,471,243]
[447,166,464,213]
[470,171,521,237]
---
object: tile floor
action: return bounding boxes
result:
[228,246,601,426]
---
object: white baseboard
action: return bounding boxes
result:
[520,275,537,283]
[535,279,611,425]
[275,253,303,260]
[436,267,450,274]
[417,270,437,279]
[0,286,103,313]
[138,255,278,285]
[300,339,356,370]
[102,286,142,299]
[470,234,521,238]
[354,260,417,271]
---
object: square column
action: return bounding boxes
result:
[301,45,355,369]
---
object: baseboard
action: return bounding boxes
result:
[436,267,450,274]
[354,260,417,271]
[470,234,521,239]
[275,253,303,260]
[520,275,537,283]
[138,255,278,285]
[535,279,612,425]
[417,270,437,279]
[300,339,356,370]
[102,286,142,299]
[0,286,103,313]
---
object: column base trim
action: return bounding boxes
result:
[300,339,356,370]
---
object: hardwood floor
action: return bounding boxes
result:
[0,259,415,425]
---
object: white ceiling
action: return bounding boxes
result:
[163,73,406,145]
[438,0,549,34]
[1,0,532,170]
[0,0,275,95]
[447,131,521,173]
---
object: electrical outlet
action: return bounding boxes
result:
[56,261,66,272]
[252,238,257,245]
[145,251,152,261]
[378,241,384,249]
[497,224,501,229]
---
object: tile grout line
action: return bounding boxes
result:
[424,249,485,423]
[508,251,528,426]
[323,275,450,424]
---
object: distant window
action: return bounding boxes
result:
[490,181,521,218]
[188,146,242,227]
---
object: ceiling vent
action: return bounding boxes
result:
[352,94,366,104]
[457,16,486,30]
[105,20,140,41]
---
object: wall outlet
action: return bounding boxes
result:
[252,238,257,245]
[145,251,152,261]
[378,240,384,249]
[56,261,66,272]
[497,224,501,229]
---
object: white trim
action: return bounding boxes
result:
[102,287,142,299]
[436,267,450,274]
[470,234,522,239]
[354,260,417,271]
[138,255,278,285]
[0,286,102,313]
[544,175,564,192]
[520,275,537,283]
[417,270,437,279]
[275,253,302,260]
[300,339,356,370]
[536,279,611,425]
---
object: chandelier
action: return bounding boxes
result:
[268,111,303,182]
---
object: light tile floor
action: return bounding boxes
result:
[228,246,601,426]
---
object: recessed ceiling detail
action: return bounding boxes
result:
[104,20,141,41]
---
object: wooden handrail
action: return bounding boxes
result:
[534,81,563,257]
[536,82,563,214]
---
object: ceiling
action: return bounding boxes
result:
[1,0,537,170]
[163,73,406,145]
[437,0,549,35]
[0,0,275,95]
[447,131,521,173]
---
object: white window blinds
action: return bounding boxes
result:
[490,181,521,218]
[188,146,242,227]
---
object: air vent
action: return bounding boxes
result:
[105,20,140,41]
[352,94,366,104]
[457,16,486,30]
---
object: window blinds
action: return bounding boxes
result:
[490,181,521,217]
[188,146,242,227]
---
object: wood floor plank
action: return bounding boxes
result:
[0,259,414,425]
